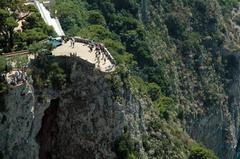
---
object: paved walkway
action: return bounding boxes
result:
[35,0,65,36]
[52,41,115,72]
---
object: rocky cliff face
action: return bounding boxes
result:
[0,83,38,159]
[185,51,240,159]
[0,74,60,159]
[0,57,148,159]
[141,1,240,158]
[36,57,148,159]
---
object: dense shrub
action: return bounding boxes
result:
[55,0,87,34]
[0,56,8,96]
[48,62,66,90]
[147,82,161,101]
[115,132,137,159]
[189,144,218,159]
[165,14,187,39]
[88,10,106,26]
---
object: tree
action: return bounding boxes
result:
[0,9,18,52]
[165,13,187,39]
[0,0,25,10]
[0,56,8,95]
[55,0,87,34]
[0,0,26,52]
[29,42,53,56]
[48,63,66,90]
[88,10,106,26]
[114,0,139,16]
[78,25,113,41]
[20,28,48,45]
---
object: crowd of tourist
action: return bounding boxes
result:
[85,41,107,67]
[5,70,27,86]
[67,37,115,71]
[0,68,33,96]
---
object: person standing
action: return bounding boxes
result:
[100,44,105,53]
[70,38,73,47]
[95,44,100,60]
[89,41,94,52]
[72,38,75,48]
[101,51,105,60]
[103,56,106,65]
[90,44,93,52]
[97,55,100,68]
[95,44,100,52]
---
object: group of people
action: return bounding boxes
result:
[68,37,113,70]
[5,70,27,86]
[1,69,32,96]
[88,41,108,67]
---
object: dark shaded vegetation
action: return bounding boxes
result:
[0,151,3,159]
[189,144,218,159]
[115,131,137,159]
[0,56,10,113]
[31,54,66,91]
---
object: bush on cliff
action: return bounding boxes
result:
[115,132,137,159]
[0,56,9,96]
[48,62,66,90]
[189,144,218,159]
[0,56,7,72]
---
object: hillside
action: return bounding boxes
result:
[1,0,240,159]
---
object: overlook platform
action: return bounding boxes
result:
[52,40,116,72]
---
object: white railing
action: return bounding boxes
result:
[34,0,65,36]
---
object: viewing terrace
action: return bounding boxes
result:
[52,37,116,72]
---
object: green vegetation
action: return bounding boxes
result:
[189,144,218,159]
[0,0,238,158]
[0,8,18,52]
[88,10,106,26]
[31,54,66,90]
[29,42,53,56]
[233,15,240,26]
[0,0,54,52]
[6,55,28,69]
[54,0,87,35]
[0,56,7,72]
[48,62,66,90]
[0,56,7,111]
[52,0,239,158]
[21,10,55,45]
[115,132,137,159]
[0,56,9,96]
[218,0,238,14]
[29,40,66,91]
